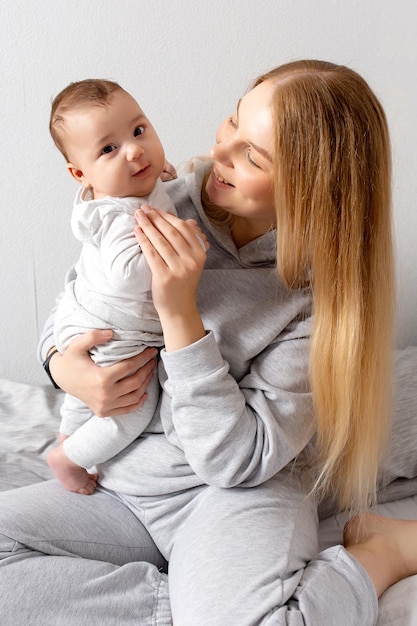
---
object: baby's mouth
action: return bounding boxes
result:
[133,165,150,177]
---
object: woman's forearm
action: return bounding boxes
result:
[134,205,208,352]
[158,305,206,352]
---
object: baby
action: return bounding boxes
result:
[46,79,201,494]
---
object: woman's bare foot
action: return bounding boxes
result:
[47,445,98,495]
[344,513,417,597]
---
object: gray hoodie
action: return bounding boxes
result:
[39,159,315,497]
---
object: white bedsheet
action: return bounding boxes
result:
[1,376,417,624]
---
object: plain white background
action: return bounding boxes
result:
[1,0,416,384]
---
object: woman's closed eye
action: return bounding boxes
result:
[246,148,261,168]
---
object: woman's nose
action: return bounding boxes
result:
[210,141,233,166]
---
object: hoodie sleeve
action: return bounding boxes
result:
[36,266,77,362]
[159,316,314,489]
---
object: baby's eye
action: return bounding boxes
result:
[134,126,145,137]
[101,144,117,154]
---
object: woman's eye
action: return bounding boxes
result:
[247,150,260,169]
[228,116,238,129]
[102,144,116,154]
[134,125,145,137]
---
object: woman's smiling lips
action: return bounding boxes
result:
[212,167,234,188]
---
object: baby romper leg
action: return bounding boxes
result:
[0,480,171,625]
[167,467,378,626]
[62,374,160,468]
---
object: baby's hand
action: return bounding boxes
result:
[160,160,177,182]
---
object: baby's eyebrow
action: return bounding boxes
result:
[131,114,147,125]
[97,133,113,146]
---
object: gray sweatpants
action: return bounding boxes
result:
[2,348,416,624]
[0,465,377,625]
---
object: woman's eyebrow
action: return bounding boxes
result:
[249,142,272,161]
[236,97,272,162]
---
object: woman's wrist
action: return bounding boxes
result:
[159,307,206,352]
[42,347,61,389]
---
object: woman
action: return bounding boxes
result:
[1,60,416,625]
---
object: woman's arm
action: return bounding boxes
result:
[134,205,314,488]
[48,332,157,417]
[160,320,314,489]
[134,205,208,351]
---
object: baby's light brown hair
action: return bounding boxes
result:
[50,79,124,161]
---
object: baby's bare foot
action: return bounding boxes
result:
[47,446,98,495]
[344,513,417,596]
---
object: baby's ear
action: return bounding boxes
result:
[67,163,87,186]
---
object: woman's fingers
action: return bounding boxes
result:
[65,329,113,354]
[107,365,156,416]
[135,206,207,262]
[108,347,158,383]
[50,330,158,417]
[81,351,157,417]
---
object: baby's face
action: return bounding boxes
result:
[64,89,165,199]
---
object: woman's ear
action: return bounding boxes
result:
[67,163,88,186]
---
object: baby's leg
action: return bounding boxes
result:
[47,443,97,494]
[61,376,160,469]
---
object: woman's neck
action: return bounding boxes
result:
[231,217,272,248]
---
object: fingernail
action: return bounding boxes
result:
[140,204,152,213]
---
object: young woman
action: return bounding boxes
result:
[1,60,417,625]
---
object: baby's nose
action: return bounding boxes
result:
[126,144,144,160]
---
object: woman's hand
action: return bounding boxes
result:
[49,330,157,417]
[134,205,208,351]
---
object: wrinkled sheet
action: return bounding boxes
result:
[0,377,61,491]
[1,375,417,624]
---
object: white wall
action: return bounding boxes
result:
[1,0,416,385]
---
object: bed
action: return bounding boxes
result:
[1,346,417,624]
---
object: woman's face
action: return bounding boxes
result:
[205,80,276,238]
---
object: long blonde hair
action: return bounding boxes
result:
[205,60,395,512]
[260,60,394,512]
